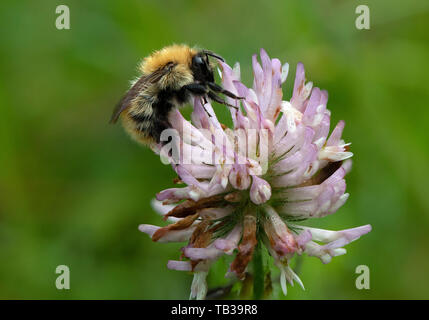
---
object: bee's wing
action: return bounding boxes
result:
[110,68,170,124]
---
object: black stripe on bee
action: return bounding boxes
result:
[130,113,152,123]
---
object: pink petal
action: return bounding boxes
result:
[250,176,272,204]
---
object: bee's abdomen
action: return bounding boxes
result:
[130,112,152,124]
[126,109,171,146]
[123,88,188,146]
[132,115,168,143]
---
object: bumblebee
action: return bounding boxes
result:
[110,44,242,148]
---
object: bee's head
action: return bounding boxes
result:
[191,51,224,83]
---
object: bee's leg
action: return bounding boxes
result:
[200,96,212,118]
[208,91,239,110]
[207,82,244,100]
[183,83,208,95]
[182,83,214,117]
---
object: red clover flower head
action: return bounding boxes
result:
[139,49,371,299]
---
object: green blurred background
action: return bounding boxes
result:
[0,0,428,299]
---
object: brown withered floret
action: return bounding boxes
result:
[187,219,213,270]
[152,213,199,242]
[186,218,229,270]
[224,191,242,203]
[163,194,226,220]
[189,220,212,248]
[230,213,258,279]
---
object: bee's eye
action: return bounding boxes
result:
[192,54,213,82]
[193,56,204,66]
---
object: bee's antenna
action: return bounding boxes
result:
[202,50,225,62]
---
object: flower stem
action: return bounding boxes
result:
[252,241,264,299]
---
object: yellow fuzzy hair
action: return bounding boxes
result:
[140,44,198,75]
